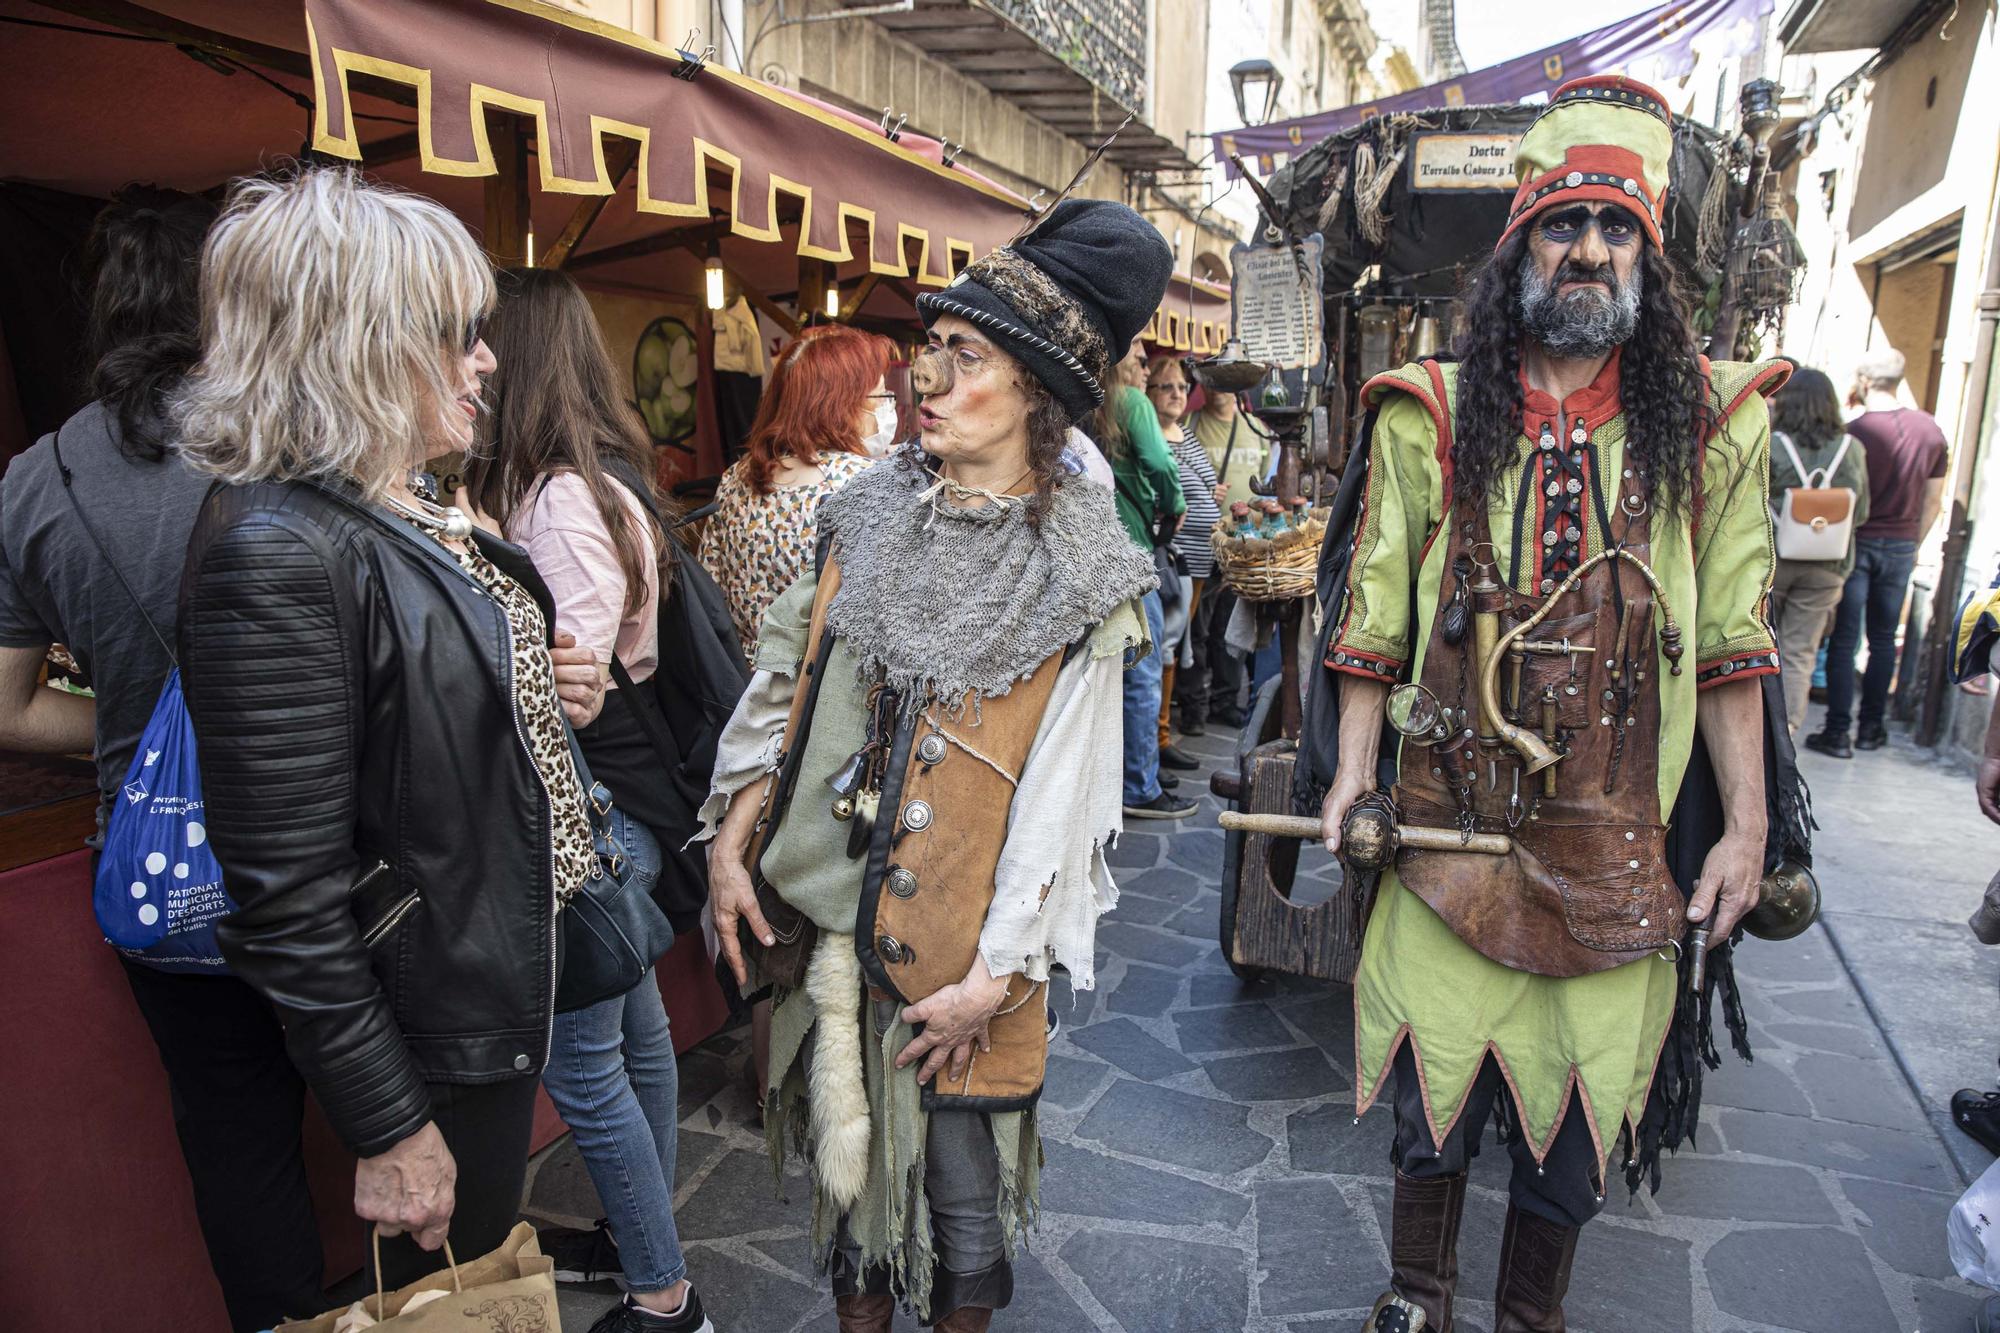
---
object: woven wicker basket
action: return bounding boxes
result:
[1211,510,1327,602]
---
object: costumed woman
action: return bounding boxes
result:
[700,199,1170,1331]
[1308,78,1807,1331]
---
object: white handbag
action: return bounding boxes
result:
[1772,431,1858,562]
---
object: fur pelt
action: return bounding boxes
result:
[806,935,872,1209]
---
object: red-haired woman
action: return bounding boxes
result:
[699,325,898,661]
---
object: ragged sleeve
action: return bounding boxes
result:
[693,569,818,838]
[1326,394,1437,683]
[1693,391,1780,689]
[978,599,1143,990]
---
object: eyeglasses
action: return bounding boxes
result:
[456,315,486,355]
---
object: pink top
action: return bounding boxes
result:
[507,472,659,686]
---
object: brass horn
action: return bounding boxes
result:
[1469,546,1562,775]
[1475,544,1688,778]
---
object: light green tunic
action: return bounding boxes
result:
[1331,357,1784,1166]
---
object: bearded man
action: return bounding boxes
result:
[1315,77,1790,1331]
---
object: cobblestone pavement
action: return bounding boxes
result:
[530,721,1993,1332]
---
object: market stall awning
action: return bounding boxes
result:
[305,0,1028,287]
[1147,274,1231,357]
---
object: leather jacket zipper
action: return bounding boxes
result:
[361,890,419,950]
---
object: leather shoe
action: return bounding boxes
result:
[1180,716,1208,736]
[1159,744,1200,771]
[1803,730,1853,759]
[1954,1087,2000,1156]
[1159,772,1180,790]
[1855,724,1889,750]
[1210,703,1248,728]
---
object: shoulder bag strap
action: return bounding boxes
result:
[1773,431,1814,491]
[1820,433,1854,488]
[50,424,178,667]
[607,652,679,770]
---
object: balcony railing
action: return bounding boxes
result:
[984,0,1149,114]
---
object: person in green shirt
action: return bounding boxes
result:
[1090,336,1194,820]
[1767,365,1871,735]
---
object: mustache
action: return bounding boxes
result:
[1556,261,1618,288]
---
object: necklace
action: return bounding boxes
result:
[915,465,1033,529]
[384,491,475,543]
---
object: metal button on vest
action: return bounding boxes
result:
[878,934,906,964]
[918,733,948,766]
[901,799,934,832]
[512,1053,531,1071]
[887,867,919,899]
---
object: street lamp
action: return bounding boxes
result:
[1229,59,1284,126]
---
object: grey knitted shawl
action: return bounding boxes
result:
[816,453,1156,712]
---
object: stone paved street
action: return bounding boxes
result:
[529,708,1998,1332]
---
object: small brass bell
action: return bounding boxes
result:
[831,795,856,822]
[1744,860,1820,941]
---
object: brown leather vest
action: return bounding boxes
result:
[1388,378,1684,978]
[774,559,1071,1110]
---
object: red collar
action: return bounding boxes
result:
[1519,348,1624,437]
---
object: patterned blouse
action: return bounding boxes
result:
[400,512,595,908]
[699,452,875,662]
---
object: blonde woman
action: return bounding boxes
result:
[175,169,603,1293]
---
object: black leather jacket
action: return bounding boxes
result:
[179,478,559,1158]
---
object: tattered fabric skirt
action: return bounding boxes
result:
[764,934,1041,1323]
[1353,876,1678,1174]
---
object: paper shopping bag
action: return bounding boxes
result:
[278,1222,560,1332]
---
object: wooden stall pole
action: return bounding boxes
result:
[797,257,829,326]
[484,115,531,267]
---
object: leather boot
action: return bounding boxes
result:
[1492,1204,1580,1332]
[836,1292,895,1332]
[1362,1170,1467,1331]
[931,1306,993,1332]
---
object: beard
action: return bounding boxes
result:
[1516,251,1643,359]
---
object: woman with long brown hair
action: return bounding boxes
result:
[463,267,713,1333]
[698,324,895,661]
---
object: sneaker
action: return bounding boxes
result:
[542,1220,623,1285]
[1855,723,1889,751]
[1954,1087,2000,1156]
[587,1290,714,1333]
[1210,703,1248,728]
[1159,744,1200,771]
[1802,730,1853,760]
[1124,790,1198,820]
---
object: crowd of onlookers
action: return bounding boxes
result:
[0,167,1280,1333]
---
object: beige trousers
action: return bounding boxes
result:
[1769,559,1849,734]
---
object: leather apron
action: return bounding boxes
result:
[1392,416,1685,978]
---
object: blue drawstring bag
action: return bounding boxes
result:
[54,426,236,971]
[93,668,235,970]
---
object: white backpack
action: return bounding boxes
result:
[1772,431,1858,562]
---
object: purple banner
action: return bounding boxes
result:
[1211,0,1771,177]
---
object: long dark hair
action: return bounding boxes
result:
[465,268,674,614]
[1771,366,1845,448]
[85,185,217,461]
[1451,233,1714,517]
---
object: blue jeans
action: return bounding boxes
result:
[1823,536,1919,736]
[1122,589,1166,804]
[541,812,686,1293]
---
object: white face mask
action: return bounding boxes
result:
[862,396,900,457]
